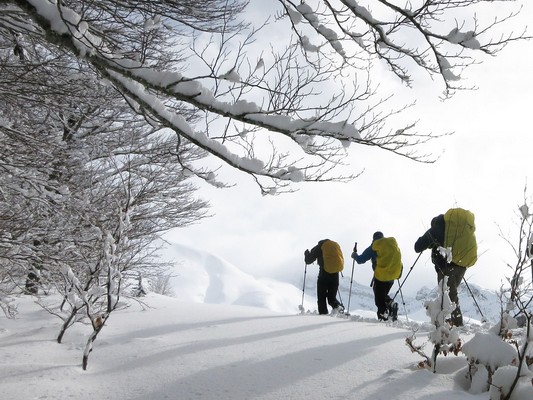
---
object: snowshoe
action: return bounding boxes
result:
[329,305,344,317]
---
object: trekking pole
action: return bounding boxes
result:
[391,253,422,302]
[397,282,409,323]
[462,277,486,322]
[337,287,344,308]
[518,295,533,315]
[346,259,355,316]
[299,263,308,313]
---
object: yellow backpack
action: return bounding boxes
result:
[444,208,478,267]
[371,237,402,281]
[321,240,344,273]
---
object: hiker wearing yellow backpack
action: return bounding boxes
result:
[351,232,403,321]
[304,239,345,315]
[414,208,478,327]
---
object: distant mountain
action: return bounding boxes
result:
[159,241,503,323]
[413,282,503,324]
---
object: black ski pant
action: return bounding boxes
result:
[372,278,394,320]
[317,271,341,314]
[436,263,466,326]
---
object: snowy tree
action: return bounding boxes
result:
[459,192,533,398]
[0,1,211,369]
[0,0,528,194]
[505,195,533,316]
[9,111,209,368]
[495,188,533,334]
[0,32,209,374]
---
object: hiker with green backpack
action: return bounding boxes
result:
[414,208,478,327]
[304,239,345,315]
[352,232,403,321]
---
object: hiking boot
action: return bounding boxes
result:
[389,302,399,322]
[378,311,389,321]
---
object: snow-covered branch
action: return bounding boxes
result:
[281,0,528,96]
[0,0,474,193]
[1,0,528,194]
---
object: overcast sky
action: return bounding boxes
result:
[166,1,533,296]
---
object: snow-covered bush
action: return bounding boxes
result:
[461,197,533,399]
[490,364,532,400]
[462,326,518,393]
[406,276,462,372]
[426,277,462,354]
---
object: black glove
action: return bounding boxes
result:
[353,242,357,253]
[304,249,310,264]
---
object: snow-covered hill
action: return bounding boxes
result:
[159,241,306,314]
[160,241,501,324]
[0,241,530,400]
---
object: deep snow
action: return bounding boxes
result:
[1,241,531,400]
[0,294,481,400]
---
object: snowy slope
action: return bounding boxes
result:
[1,293,531,400]
[160,241,308,313]
[2,241,526,400]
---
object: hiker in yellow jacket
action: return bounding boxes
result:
[352,232,403,321]
[304,239,344,315]
[414,208,478,327]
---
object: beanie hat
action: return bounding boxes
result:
[373,231,384,241]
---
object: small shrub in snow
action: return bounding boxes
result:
[425,280,462,352]
[462,329,517,390]
[406,276,462,372]
[489,364,533,400]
